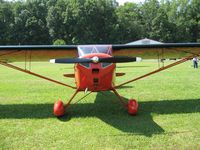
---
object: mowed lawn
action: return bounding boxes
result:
[0,61,200,150]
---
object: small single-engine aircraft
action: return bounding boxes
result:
[0,43,200,117]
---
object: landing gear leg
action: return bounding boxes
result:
[112,88,127,107]
[112,88,138,115]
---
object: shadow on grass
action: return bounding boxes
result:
[0,91,199,136]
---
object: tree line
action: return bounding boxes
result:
[0,0,199,45]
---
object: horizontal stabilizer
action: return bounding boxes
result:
[63,74,75,78]
[116,73,125,77]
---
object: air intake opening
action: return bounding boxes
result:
[92,68,99,74]
[93,78,99,85]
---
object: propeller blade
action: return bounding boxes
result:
[99,56,137,63]
[50,56,141,64]
[50,58,92,64]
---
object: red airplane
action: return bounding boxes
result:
[0,44,200,117]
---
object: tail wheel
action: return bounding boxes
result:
[128,99,138,115]
[53,100,65,117]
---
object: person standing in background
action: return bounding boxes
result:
[192,57,199,68]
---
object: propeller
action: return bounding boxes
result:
[50,56,141,64]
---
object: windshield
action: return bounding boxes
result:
[78,45,112,57]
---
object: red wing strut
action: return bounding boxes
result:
[111,43,200,87]
[0,61,76,89]
[115,54,197,88]
[0,45,77,89]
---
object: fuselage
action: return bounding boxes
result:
[75,53,116,92]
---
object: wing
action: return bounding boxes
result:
[0,45,77,62]
[1,43,200,62]
[0,45,78,89]
[113,43,200,88]
[112,43,200,58]
[1,43,200,88]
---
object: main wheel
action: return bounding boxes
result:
[53,100,65,117]
[128,99,138,115]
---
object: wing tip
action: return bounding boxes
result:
[136,57,142,62]
[50,59,55,63]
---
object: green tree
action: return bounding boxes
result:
[1,0,200,44]
[140,0,161,40]
[12,0,50,44]
[0,1,14,44]
[79,0,118,44]
[187,0,200,42]
[166,0,191,42]
[46,0,67,43]
[47,0,118,44]
[115,2,143,43]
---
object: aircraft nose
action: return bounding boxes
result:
[91,56,99,63]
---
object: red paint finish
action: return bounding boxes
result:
[128,99,138,115]
[74,53,116,92]
[53,100,65,117]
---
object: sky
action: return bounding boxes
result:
[116,0,145,5]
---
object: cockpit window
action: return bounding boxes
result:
[78,45,112,57]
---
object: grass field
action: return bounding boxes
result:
[0,61,200,150]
